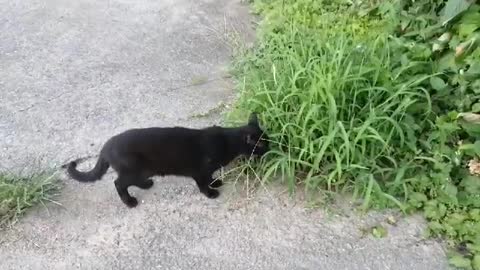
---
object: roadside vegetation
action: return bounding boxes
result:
[228,0,480,268]
[0,171,60,228]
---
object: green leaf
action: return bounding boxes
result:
[446,212,467,226]
[441,0,474,26]
[461,176,480,194]
[460,7,480,25]
[409,192,428,207]
[459,23,480,37]
[472,80,480,94]
[474,255,480,270]
[472,103,480,112]
[450,34,462,50]
[460,121,480,137]
[465,63,480,81]
[459,191,480,207]
[438,53,455,71]
[449,253,472,268]
[430,76,448,91]
[400,19,410,32]
[428,220,444,233]
[444,183,459,199]
[458,8,480,37]
[425,200,445,219]
[467,243,480,253]
[437,121,460,133]
[448,111,460,120]
[470,208,480,220]
[459,140,480,156]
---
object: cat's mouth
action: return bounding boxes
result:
[255,148,269,156]
[251,145,269,156]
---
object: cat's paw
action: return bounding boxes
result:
[124,197,138,208]
[204,189,220,199]
[210,179,223,188]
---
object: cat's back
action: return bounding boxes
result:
[105,126,226,155]
[108,126,214,167]
[112,126,201,145]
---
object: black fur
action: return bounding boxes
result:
[66,113,269,207]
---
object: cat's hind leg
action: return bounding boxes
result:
[112,155,154,206]
[133,170,154,189]
[114,173,139,207]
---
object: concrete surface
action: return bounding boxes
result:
[0,0,449,269]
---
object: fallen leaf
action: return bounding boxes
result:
[458,113,480,123]
[371,225,388,238]
[386,215,397,225]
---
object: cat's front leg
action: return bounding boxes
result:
[209,178,223,188]
[193,175,220,199]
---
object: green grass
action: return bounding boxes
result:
[228,0,480,268]
[0,171,60,228]
[230,14,435,209]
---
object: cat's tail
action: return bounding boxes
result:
[66,156,110,182]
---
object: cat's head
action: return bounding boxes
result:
[241,113,270,157]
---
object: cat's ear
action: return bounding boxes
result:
[248,112,259,126]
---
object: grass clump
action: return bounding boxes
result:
[229,0,480,268]
[0,171,60,227]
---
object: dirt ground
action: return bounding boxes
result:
[0,0,449,269]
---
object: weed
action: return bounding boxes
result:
[0,171,60,228]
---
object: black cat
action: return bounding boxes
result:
[66,113,269,207]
